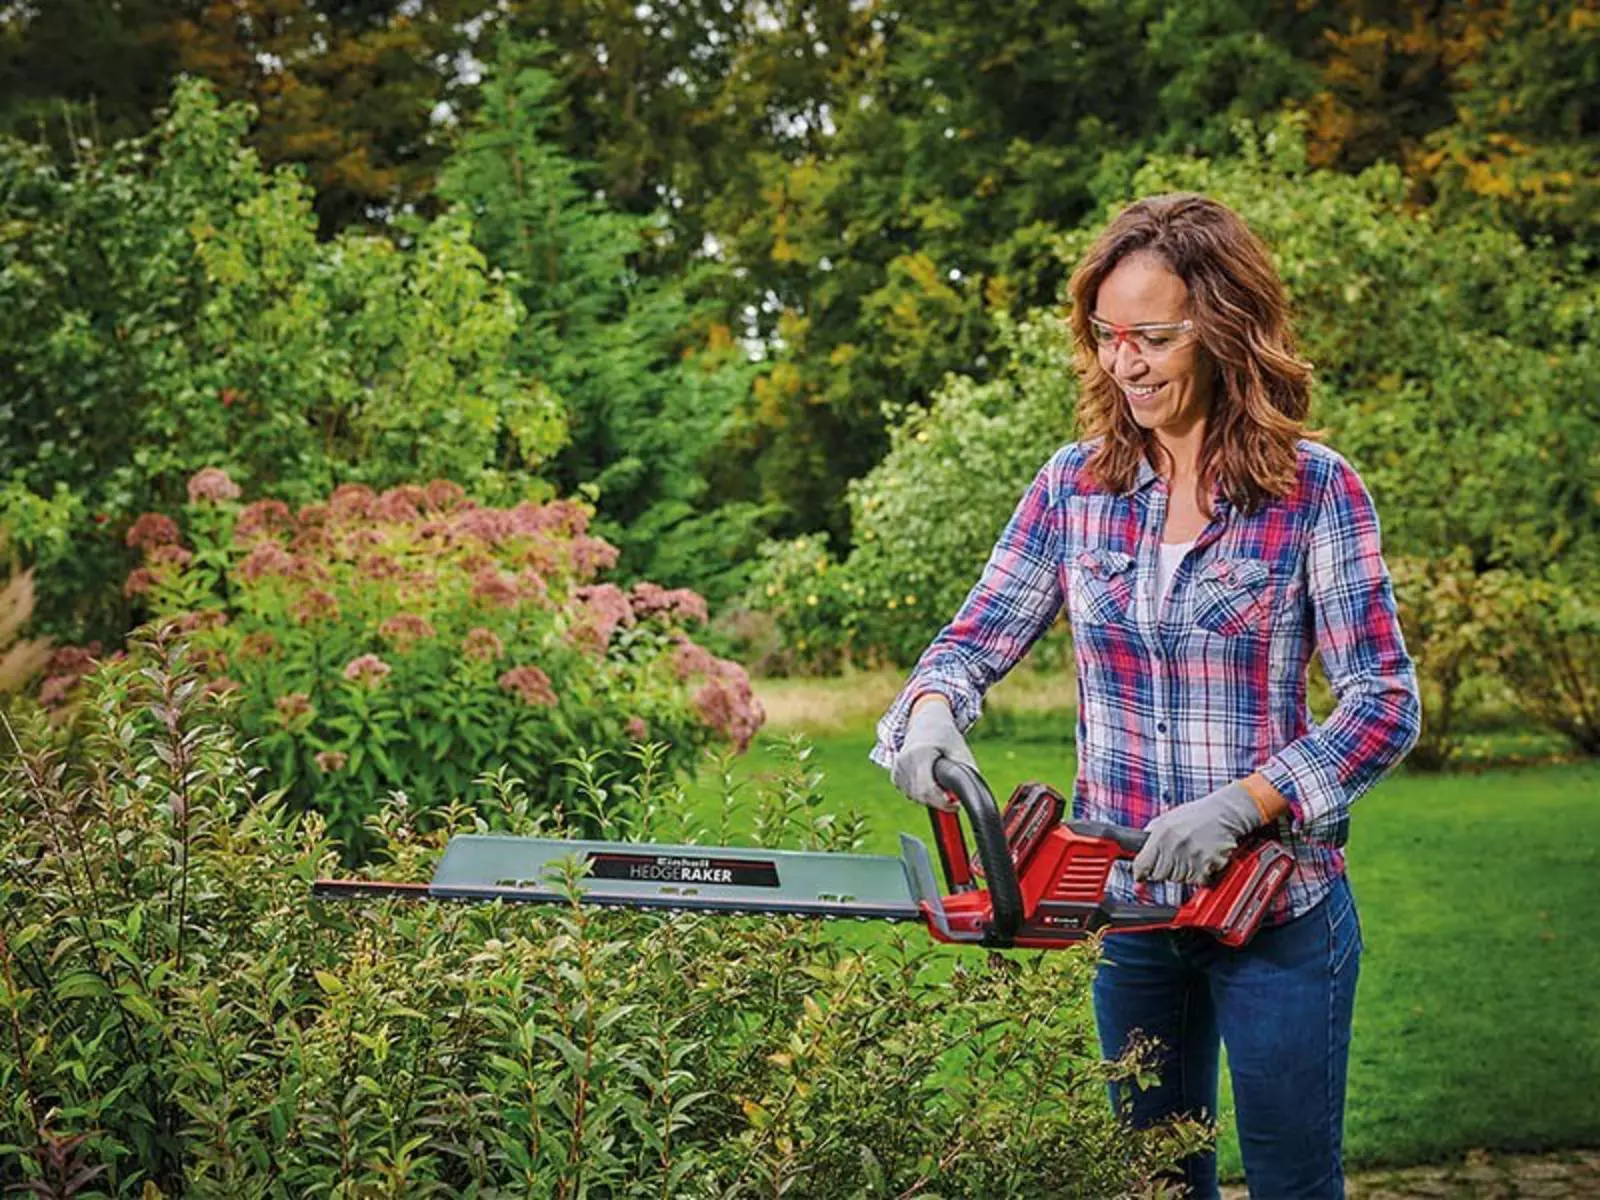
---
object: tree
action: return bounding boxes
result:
[0,0,180,148]
[438,41,767,601]
[1301,1,1600,244]
[165,0,489,231]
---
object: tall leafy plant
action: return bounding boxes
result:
[437,42,768,605]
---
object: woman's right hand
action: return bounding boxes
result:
[890,696,979,812]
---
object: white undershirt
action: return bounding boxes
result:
[1157,539,1196,616]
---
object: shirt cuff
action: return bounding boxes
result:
[869,669,983,770]
[1256,735,1350,848]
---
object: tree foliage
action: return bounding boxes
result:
[1304,0,1600,243]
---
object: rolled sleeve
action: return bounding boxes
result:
[870,458,1066,770]
[1257,455,1422,845]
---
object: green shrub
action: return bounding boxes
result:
[0,632,1199,1196]
[1479,566,1600,757]
[47,470,763,855]
[1389,548,1504,770]
[743,533,869,674]
[747,311,1078,671]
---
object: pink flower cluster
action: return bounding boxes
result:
[668,636,766,751]
[275,692,313,722]
[293,589,340,626]
[123,568,156,598]
[568,583,635,655]
[498,665,558,708]
[569,535,620,578]
[234,499,292,543]
[342,653,391,686]
[379,613,436,649]
[188,467,242,504]
[463,626,505,663]
[171,610,228,634]
[629,581,709,625]
[671,637,720,680]
[126,513,180,551]
[240,542,298,583]
[470,568,520,609]
[148,544,193,569]
[693,661,765,753]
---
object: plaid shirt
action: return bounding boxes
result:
[872,438,1422,923]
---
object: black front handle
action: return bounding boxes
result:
[929,757,1024,944]
[1064,820,1148,857]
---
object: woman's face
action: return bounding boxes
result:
[1093,252,1213,446]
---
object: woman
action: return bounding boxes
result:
[871,193,1421,1198]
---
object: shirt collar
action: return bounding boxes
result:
[1135,454,1233,514]
[1134,456,1160,492]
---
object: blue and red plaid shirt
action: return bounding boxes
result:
[872,438,1422,923]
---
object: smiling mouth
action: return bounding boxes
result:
[1123,382,1163,401]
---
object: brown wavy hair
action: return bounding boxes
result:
[1065,193,1316,515]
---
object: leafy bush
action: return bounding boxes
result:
[1388,549,1503,770]
[747,312,1078,671]
[0,633,1199,1196]
[0,78,564,642]
[1478,566,1600,757]
[49,470,763,854]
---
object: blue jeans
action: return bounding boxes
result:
[1093,875,1361,1199]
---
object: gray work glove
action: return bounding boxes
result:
[890,698,978,812]
[1132,781,1264,885]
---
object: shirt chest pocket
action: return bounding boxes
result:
[1070,548,1136,626]
[1193,556,1273,637]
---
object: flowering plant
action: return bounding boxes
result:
[100,469,763,852]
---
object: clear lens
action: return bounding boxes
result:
[1089,317,1193,357]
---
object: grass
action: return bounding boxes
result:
[680,693,1600,1177]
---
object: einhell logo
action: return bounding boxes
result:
[588,852,780,888]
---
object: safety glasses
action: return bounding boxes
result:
[1088,316,1195,357]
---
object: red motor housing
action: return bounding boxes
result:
[924,780,1293,950]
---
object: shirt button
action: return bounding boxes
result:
[1157,721,1168,734]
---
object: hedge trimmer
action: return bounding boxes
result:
[313,760,1292,950]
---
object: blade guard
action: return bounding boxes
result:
[919,764,1293,950]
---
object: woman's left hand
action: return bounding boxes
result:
[1133,781,1265,884]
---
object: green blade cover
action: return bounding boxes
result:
[427,834,925,921]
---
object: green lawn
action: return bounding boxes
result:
[682,725,1600,1176]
